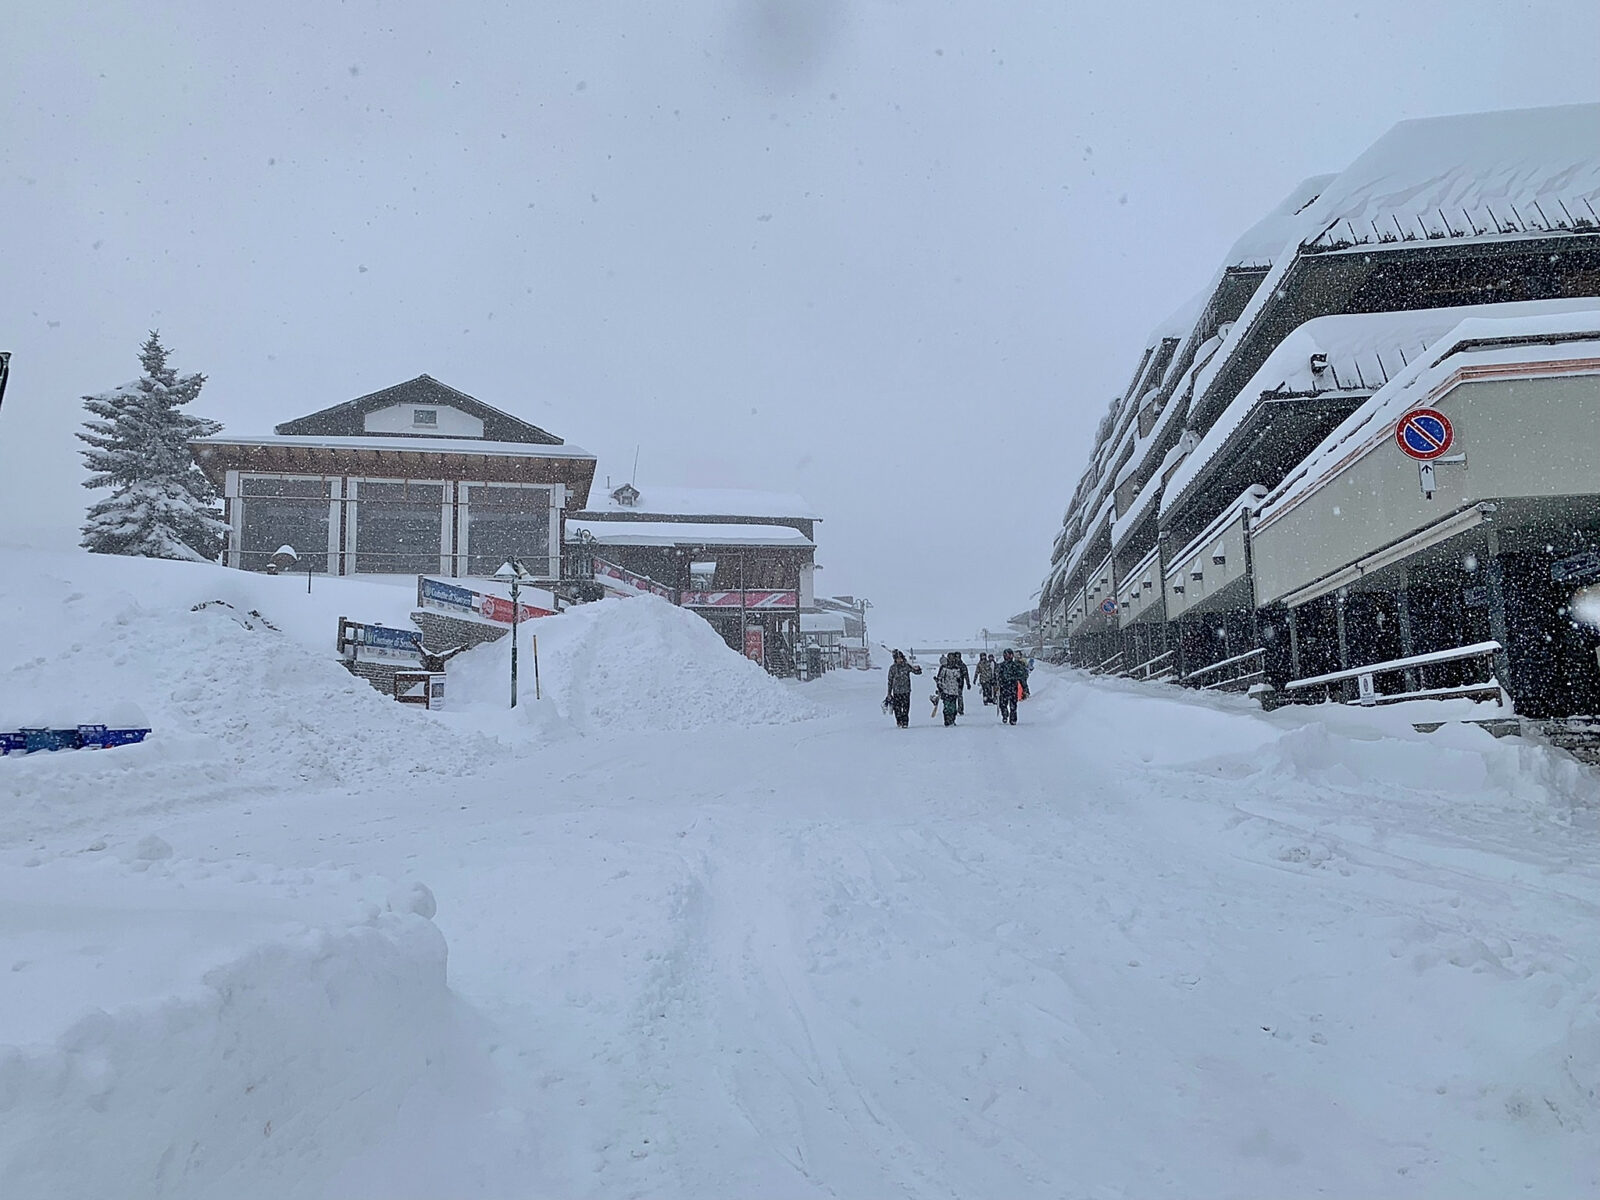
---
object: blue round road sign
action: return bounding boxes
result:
[1100,597,1118,615]
[1395,407,1454,460]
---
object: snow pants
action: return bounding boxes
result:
[941,695,959,726]
[998,684,1018,724]
[889,694,911,727]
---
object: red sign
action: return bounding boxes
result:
[743,627,765,663]
[480,594,553,624]
[1395,408,1454,460]
[681,590,798,610]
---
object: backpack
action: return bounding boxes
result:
[936,664,963,696]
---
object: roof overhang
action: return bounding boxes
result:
[189,436,597,507]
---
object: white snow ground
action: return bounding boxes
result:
[2,549,1598,1198]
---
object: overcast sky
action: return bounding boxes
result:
[3,0,1598,636]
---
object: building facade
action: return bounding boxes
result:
[570,482,819,672]
[190,375,597,580]
[1036,103,1600,718]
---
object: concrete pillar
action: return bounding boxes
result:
[1335,590,1351,702]
[1484,529,1514,701]
[1287,607,1302,681]
[1396,567,1418,693]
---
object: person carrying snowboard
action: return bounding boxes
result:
[883,650,922,728]
[935,653,965,727]
[996,648,1030,725]
[974,652,996,705]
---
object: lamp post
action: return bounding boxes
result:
[494,559,532,708]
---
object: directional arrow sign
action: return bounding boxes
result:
[1395,407,1454,460]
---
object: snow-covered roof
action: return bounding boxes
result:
[1159,296,1600,518]
[191,433,596,459]
[568,520,813,548]
[1298,103,1600,252]
[586,482,818,519]
[800,612,848,633]
[1255,305,1600,528]
[1223,175,1335,269]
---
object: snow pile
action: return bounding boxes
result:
[0,852,496,1200]
[447,594,820,734]
[0,550,505,840]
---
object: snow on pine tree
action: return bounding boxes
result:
[78,331,228,561]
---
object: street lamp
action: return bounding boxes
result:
[494,559,533,708]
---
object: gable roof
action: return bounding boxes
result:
[274,374,564,444]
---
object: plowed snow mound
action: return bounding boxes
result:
[0,551,503,842]
[447,595,821,733]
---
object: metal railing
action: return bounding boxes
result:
[1285,640,1508,709]
[1181,646,1265,692]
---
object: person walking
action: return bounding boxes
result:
[955,652,971,714]
[996,648,1030,725]
[935,653,965,727]
[883,650,921,728]
[974,652,996,705]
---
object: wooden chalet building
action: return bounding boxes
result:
[569,482,820,672]
[189,375,596,580]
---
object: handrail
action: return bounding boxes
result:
[1091,650,1125,675]
[1182,645,1264,683]
[1286,640,1501,691]
[1129,649,1174,679]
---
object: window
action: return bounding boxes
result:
[353,481,445,574]
[412,408,438,427]
[239,477,333,573]
[466,485,552,577]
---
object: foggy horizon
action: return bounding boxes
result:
[4,0,1598,634]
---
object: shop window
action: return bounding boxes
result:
[239,477,332,572]
[466,485,552,577]
[354,481,445,574]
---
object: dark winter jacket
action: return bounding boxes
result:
[996,658,1029,688]
[886,660,922,696]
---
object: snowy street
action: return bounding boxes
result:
[5,562,1595,1198]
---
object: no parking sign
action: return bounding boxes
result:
[1395,408,1454,460]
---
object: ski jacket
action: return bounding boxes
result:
[996,659,1029,687]
[936,664,965,697]
[886,660,922,696]
[974,659,995,683]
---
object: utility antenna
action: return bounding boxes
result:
[631,444,640,485]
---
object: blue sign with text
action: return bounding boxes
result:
[420,577,476,612]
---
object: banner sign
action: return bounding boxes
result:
[481,593,553,624]
[419,577,475,613]
[418,576,552,624]
[681,590,798,610]
[337,617,422,661]
[743,627,765,663]
[359,623,424,652]
[593,557,675,600]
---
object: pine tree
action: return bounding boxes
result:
[79,331,228,561]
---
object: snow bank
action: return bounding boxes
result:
[0,550,504,843]
[0,855,473,1200]
[447,594,820,734]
